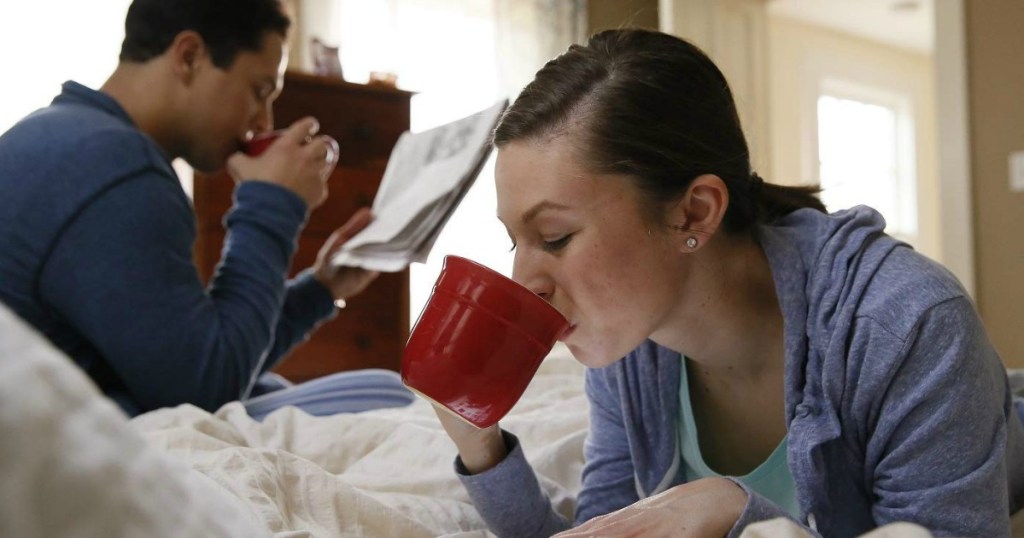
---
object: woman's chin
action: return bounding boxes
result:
[568,344,623,369]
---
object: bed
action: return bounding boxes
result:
[3,302,1020,537]
[130,345,588,537]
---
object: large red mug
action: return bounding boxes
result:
[401,255,569,428]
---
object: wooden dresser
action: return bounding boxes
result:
[192,71,413,383]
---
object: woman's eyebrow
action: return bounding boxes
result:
[521,201,572,224]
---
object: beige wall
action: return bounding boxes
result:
[659,0,771,175]
[965,1,1024,367]
[588,0,659,32]
[766,15,940,262]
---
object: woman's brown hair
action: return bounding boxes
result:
[494,28,825,232]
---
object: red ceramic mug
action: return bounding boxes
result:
[401,255,569,428]
[242,129,286,156]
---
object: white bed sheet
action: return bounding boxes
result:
[0,305,266,538]
[132,344,1015,538]
[3,296,1003,538]
[130,346,589,538]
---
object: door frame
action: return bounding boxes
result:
[934,0,975,295]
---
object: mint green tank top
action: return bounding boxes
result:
[678,359,800,517]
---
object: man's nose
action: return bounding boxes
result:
[253,102,274,133]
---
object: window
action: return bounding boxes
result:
[0,1,131,134]
[330,0,583,325]
[0,1,199,195]
[815,80,918,240]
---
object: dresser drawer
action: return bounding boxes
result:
[193,164,382,234]
[276,233,409,381]
[273,72,411,166]
[306,165,381,234]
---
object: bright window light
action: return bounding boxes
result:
[816,90,917,240]
[335,0,515,325]
[0,1,131,134]
[1,1,198,196]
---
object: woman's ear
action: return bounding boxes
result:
[669,174,729,251]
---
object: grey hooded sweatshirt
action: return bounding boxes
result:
[458,206,1024,537]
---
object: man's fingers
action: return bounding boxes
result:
[284,116,320,144]
[335,208,373,243]
[319,208,373,263]
[321,135,340,164]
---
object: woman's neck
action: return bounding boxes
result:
[651,231,785,383]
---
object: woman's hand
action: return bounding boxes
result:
[553,477,748,537]
[431,403,507,474]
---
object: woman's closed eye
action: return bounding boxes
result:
[507,233,574,253]
[542,234,573,252]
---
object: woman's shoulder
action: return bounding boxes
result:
[855,245,970,342]
[773,206,970,342]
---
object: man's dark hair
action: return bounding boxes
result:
[119,0,291,69]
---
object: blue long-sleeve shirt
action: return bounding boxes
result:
[0,81,336,416]
[457,206,1024,537]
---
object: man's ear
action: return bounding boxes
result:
[167,31,207,84]
[668,174,730,250]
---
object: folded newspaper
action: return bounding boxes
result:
[330,99,509,272]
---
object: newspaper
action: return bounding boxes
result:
[330,99,508,272]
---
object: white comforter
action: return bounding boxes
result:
[0,306,265,538]
[128,352,964,538]
[1,301,988,537]
[131,348,589,538]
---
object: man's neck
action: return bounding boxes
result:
[100,62,180,159]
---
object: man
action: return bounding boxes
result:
[0,0,378,416]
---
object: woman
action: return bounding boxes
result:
[434,29,1024,537]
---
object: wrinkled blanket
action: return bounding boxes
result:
[131,348,589,537]
[4,293,1016,537]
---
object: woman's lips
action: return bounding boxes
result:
[558,324,577,341]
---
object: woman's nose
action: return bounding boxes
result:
[511,251,554,301]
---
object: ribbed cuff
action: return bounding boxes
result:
[456,431,565,537]
[289,268,338,323]
[726,477,816,538]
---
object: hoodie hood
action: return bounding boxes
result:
[759,205,900,418]
[758,205,907,528]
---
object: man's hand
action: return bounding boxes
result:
[553,477,748,538]
[227,117,339,209]
[312,207,380,302]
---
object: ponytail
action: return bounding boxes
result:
[747,173,826,227]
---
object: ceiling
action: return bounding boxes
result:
[768,0,934,53]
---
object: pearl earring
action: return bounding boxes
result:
[686,237,698,249]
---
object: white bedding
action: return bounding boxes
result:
[2,300,998,537]
[130,346,589,538]
[0,305,266,538]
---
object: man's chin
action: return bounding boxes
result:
[184,154,230,175]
